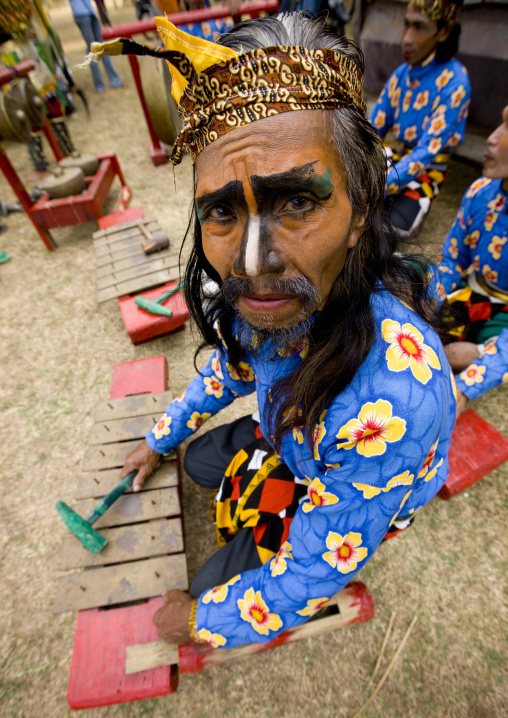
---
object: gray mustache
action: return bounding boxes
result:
[220,275,320,308]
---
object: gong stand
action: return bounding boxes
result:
[0,62,131,251]
[101,0,279,166]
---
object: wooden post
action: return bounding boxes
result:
[0,143,56,250]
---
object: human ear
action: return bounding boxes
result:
[436,21,454,43]
[347,212,367,249]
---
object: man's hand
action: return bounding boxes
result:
[455,389,468,419]
[120,440,162,492]
[445,341,480,372]
[153,590,194,644]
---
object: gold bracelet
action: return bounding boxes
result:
[188,598,207,643]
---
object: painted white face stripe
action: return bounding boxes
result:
[244,215,260,276]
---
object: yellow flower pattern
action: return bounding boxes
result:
[296,597,330,616]
[322,531,368,574]
[270,541,293,577]
[382,319,441,385]
[336,400,406,457]
[186,411,211,431]
[152,413,172,440]
[237,588,283,635]
[196,628,227,648]
[302,478,339,513]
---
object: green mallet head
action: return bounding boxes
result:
[56,500,108,554]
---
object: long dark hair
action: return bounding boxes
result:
[182,13,448,453]
[436,22,461,63]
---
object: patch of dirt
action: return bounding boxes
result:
[0,4,506,717]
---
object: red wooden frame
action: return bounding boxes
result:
[0,62,131,250]
[101,0,279,165]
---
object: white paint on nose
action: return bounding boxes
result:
[244,215,260,276]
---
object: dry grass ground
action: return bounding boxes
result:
[0,4,506,717]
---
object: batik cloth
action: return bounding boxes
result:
[408,0,461,23]
[370,52,470,194]
[434,177,508,400]
[146,288,455,649]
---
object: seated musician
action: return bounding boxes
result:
[370,0,470,235]
[435,106,508,416]
[92,13,456,648]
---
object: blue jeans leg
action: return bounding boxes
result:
[74,14,106,92]
[90,15,123,88]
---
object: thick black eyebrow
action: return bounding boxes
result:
[251,161,335,203]
[195,180,247,213]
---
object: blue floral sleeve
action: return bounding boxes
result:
[193,308,455,649]
[455,332,508,400]
[145,344,256,455]
[434,188,475,303]
[386,71,470,192]
[370,70,397,140]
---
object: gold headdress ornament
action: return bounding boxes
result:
[84,17,367,165]
[407,0,461,24]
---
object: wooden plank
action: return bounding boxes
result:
[76,459,178,500]
[96,253,180,290]
[96,246,174,277]
[93,391,172,422]
[94,227,161,255]
[88,414,162,445]
[93,217,159,241]
[82,439,141,470]
[95,243,147,267]
[59,517,184,570]
[53,554,188,613]
[126,642,179,675]
[93,224,161,248]
[97,266,181,303]
[71,487,181,529]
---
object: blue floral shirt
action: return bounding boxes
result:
[435,177,508,400]
[370,53,471,194]
[146,290,455,648]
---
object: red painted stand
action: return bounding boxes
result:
[98,206,145,230]
[67,356,180,708]
[68,597,177,709]
[439,409,508,499]
[110,356,169,399]
[0,62,131,250]
[118,281,189,345]
[29,152,130,231]
[101,0,279,165]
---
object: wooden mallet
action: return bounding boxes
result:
[55,470,138,553]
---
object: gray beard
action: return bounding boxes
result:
[219,274,320,359]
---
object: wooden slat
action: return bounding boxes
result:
[95,243,147,267]
[97,266,181,303]
[76,459,178,500]
[88,414,162,445]
[96,254,180,290]
[96,246,174,277]
[82,439,141,470]
[94,232,154,256]
[72,487,181,529]
[59,517,184,570]
[93,217,159,242]
[126,642,179,675]
[53,554,188,614]
[93,391,172,422]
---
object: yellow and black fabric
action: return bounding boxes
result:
[215,427,308,565]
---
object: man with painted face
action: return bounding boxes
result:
[370,0,470,235]
[98,13,456,648]
[434,106,508,417]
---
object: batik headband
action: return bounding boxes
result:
[85,18,366,165]
[408,0,461,24]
